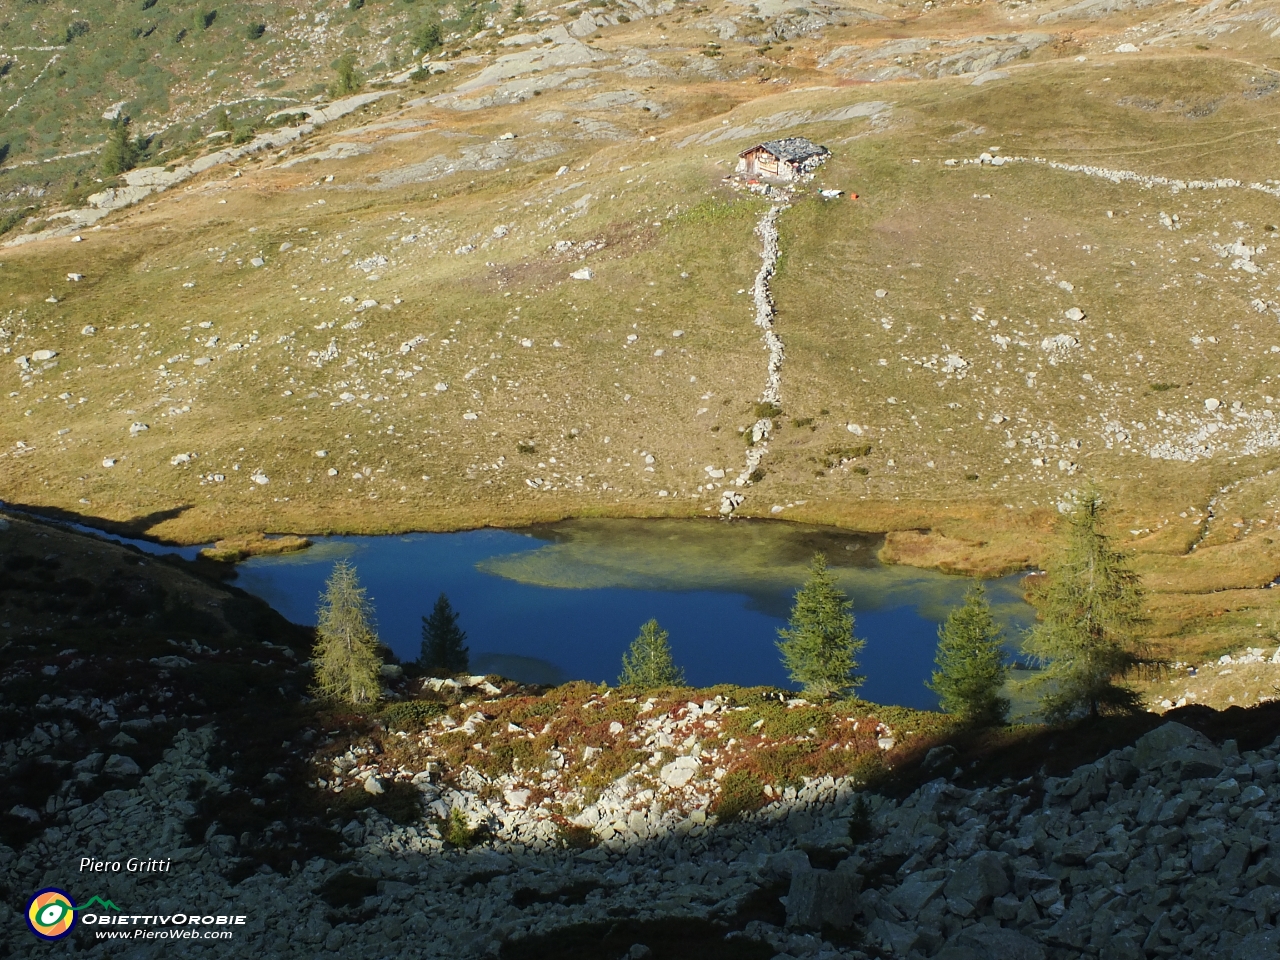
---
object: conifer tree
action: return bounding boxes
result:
[928,582,1009,725]
[413,21,443,53]
[331,52,362,96]
[777,553,865,698]
[420,593,469,676]
[618,619,684,689]
[1024,485,1149,722]
[100,118,139,177]
[311,561,383,704]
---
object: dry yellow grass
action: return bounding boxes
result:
[7,0,1280,663]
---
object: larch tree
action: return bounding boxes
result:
[928,582,1010,725]
[420,593,469,676]
[311,561,383,704]
[777,553,865,699]
[619,619,684,689]
[1024,485,1150,722]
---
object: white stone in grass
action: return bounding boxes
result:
[170,453,192,466]
[570,268,594,281]
[252,473,269,485]
[82,325,97,336]
[129,422,149,435]
[102,458,116,468]
[434,382,448,392]
[194,357,212,366]
[1065,307,1085,321]
[463,412,478,420]
[1205,398,1221,411]
[67,273,84,282]
[32,349,57,362]
[520,338,534,348]
[328,468,339,477]
[874,289,887,298]
[1116,42,1139,53]
[315,450,328,458]
[250,257,265,267]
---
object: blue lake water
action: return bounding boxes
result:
[227,518,1035,709]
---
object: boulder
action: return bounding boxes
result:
[888,872,946,918]
[72,753,105,774]
[943,926,1046,960]
[1132,722,1222,778]
[944,850,1009,906]
[659,755,699,788]
[102,754,142,777]
[785,865,860,930]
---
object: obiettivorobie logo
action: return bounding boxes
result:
[26,889,246,942]
[25,889,120,941]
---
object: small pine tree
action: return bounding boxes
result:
[420,593,469,676]
[928,582,1010,725]
[331,52,362,96]
[777,553,865,699]
[413,21,443,53]
[618,619,684,688]
[215,109,234,133]
[1024,485,1150,722]
[311,561,383,704]
[101,118,140,177]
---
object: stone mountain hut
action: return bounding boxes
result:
[735,137,831,181]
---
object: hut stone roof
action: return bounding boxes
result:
[741,137,830,162]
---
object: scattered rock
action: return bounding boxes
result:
[102,754,142,777]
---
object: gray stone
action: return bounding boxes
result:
[659,755,699,788]
[102,754,141,777]
[72,753,105,774]
[362,776,385,795]
[868,917,919,955]
[1156,796,1190,826]
[1218,841,1249,879]
[1191,838,1226,872]
[1233,928,1280,960]
[944,850,1009,906]
[888,874,946,918]
[785,867,859,930]
[950,925,1046,960]
[1132,721,1222,778]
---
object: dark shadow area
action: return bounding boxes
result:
[0,499,195,545]
[500,916,777,960]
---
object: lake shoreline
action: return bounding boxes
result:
[2,496,1049,580]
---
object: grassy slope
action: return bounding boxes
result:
[6,0,1280,665]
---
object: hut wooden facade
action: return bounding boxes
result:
[735,137,830,181]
